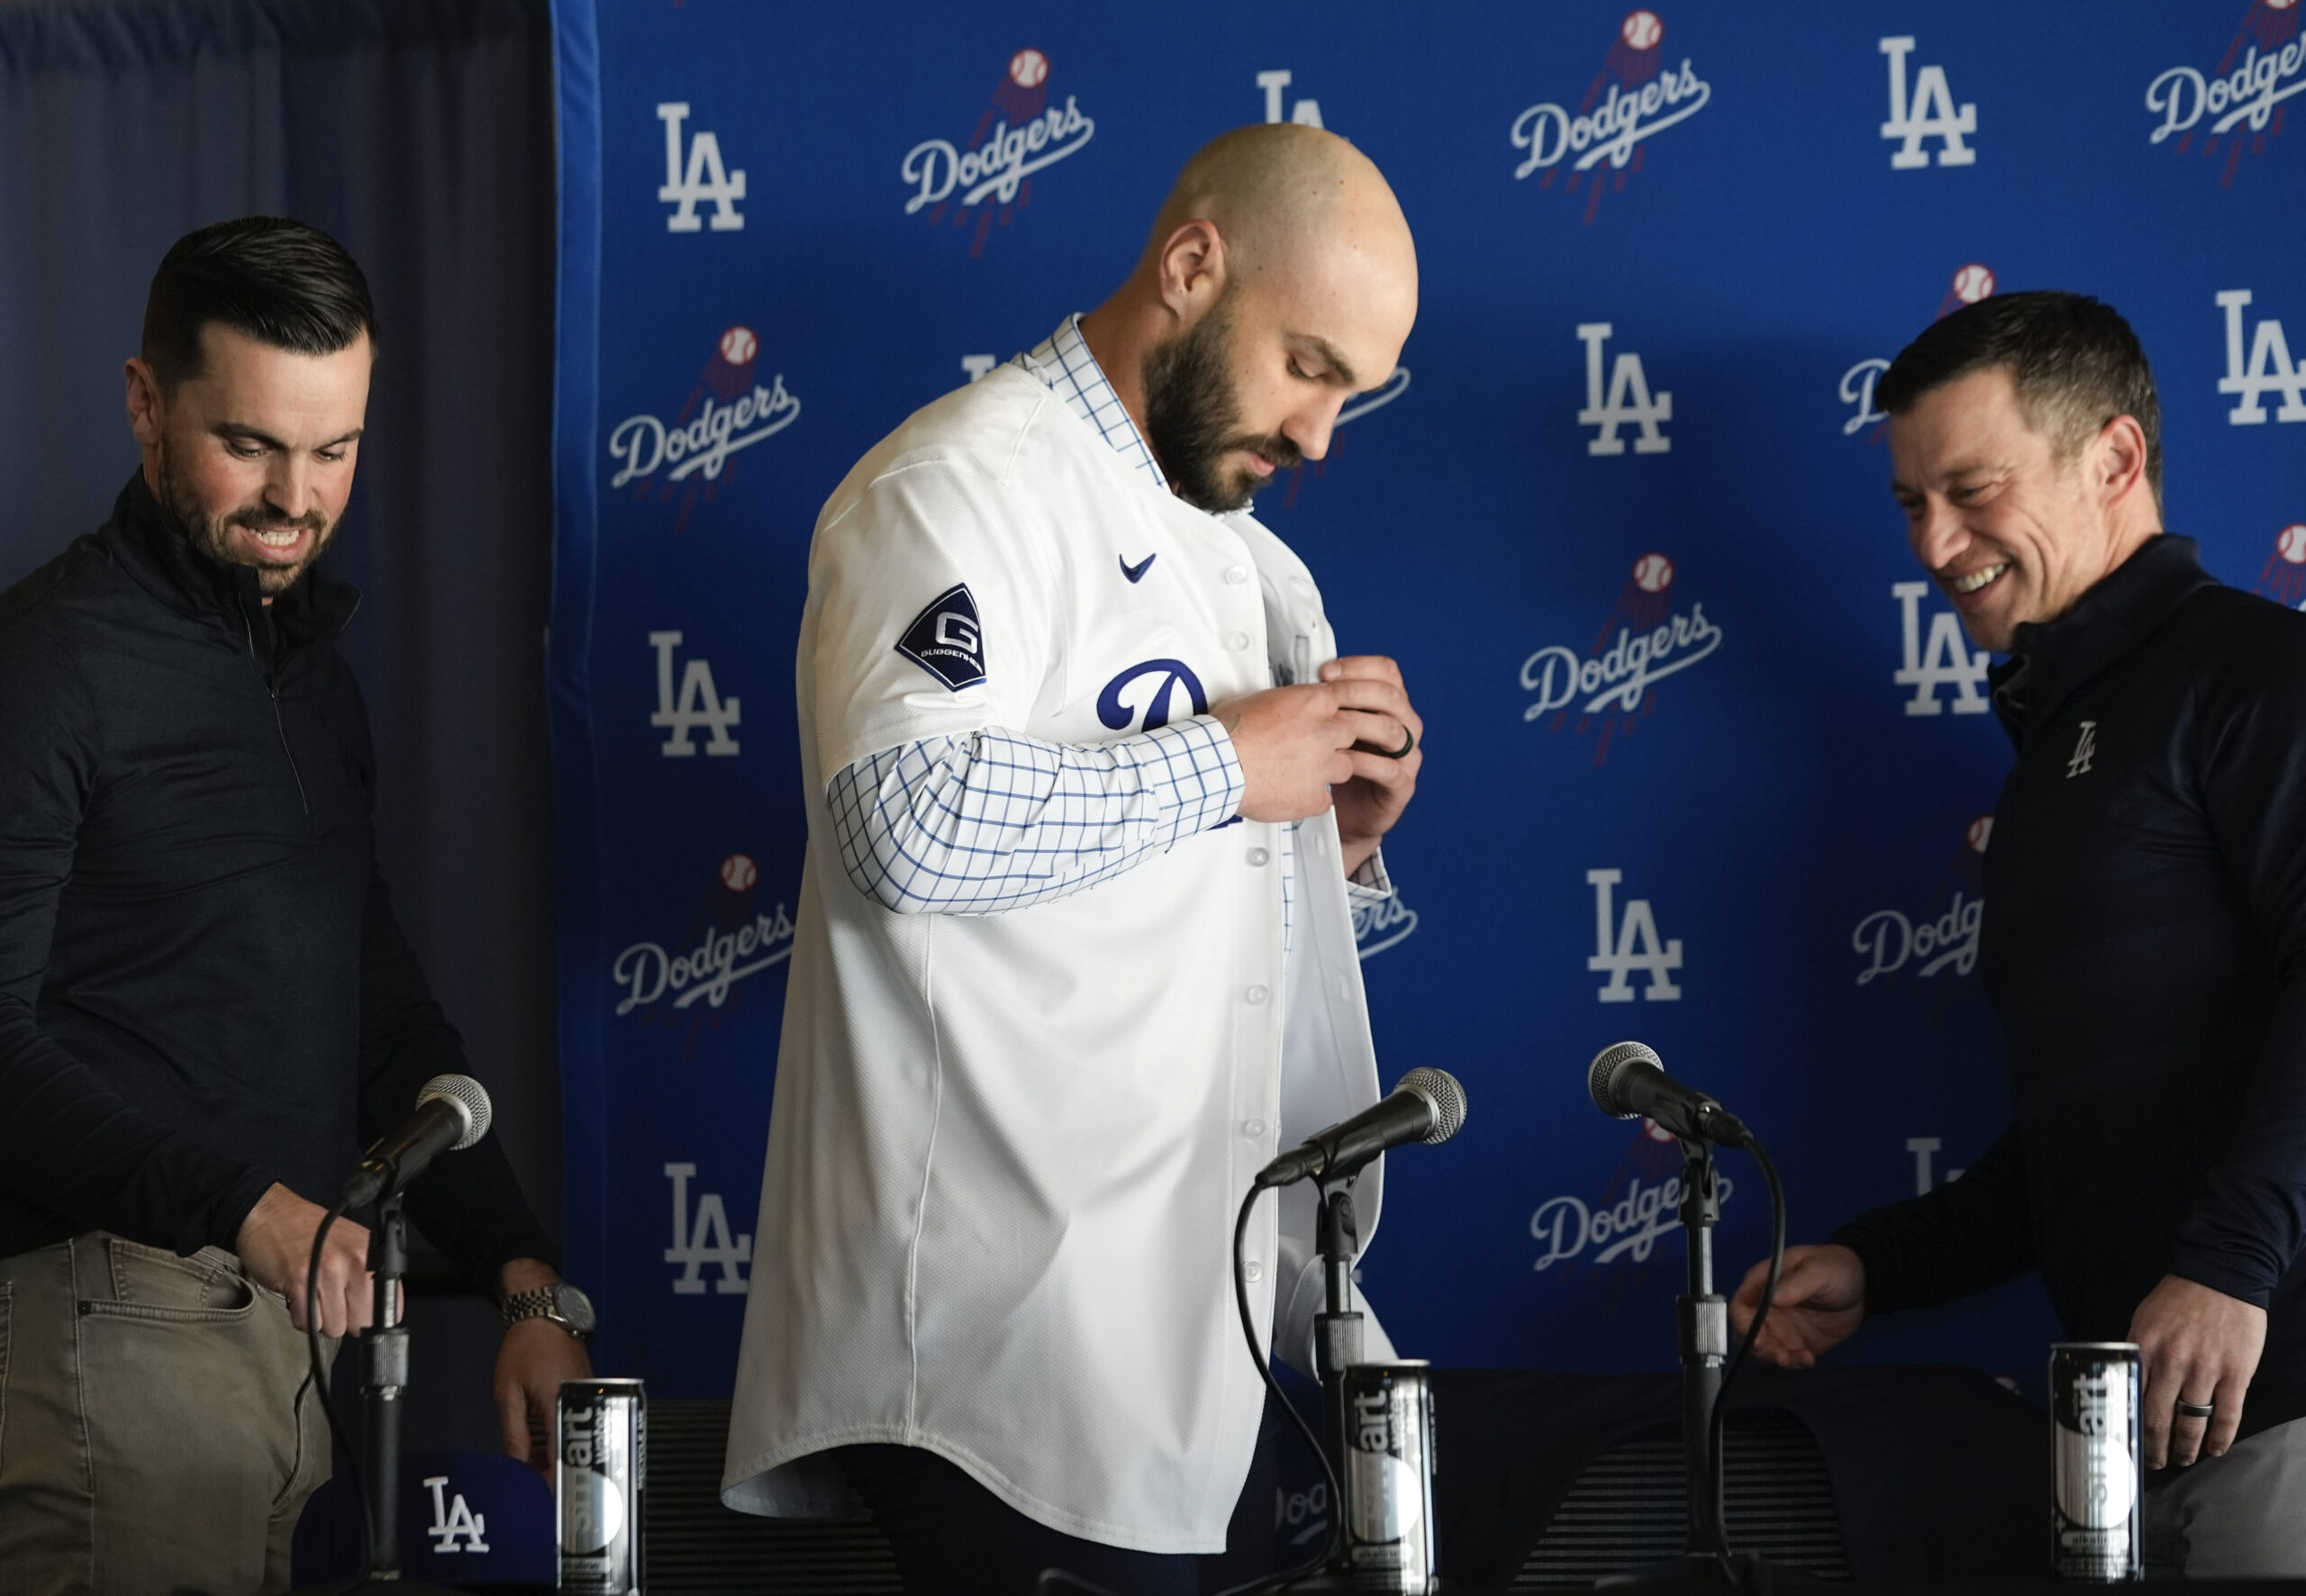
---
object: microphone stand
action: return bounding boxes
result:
[364,1190,410,1579]
[288,1188,462,1596]
[1602,1137,1784,1591]
[1313,1176,1365,1499]
[1675,1138,1729,1564]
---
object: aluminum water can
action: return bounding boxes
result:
[558,1377,647,1594]
[1341,1361,1439,1594]
[2052,1343,2141,1582]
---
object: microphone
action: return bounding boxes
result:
[1256,1068,1467,1188]
[1587,1041,1749,1147]
[340,1075,494,1207]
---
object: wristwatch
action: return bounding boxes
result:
[503,1281,597,1342]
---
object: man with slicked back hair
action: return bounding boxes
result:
[0,217,592,1594]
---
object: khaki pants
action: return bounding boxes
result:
[2144,1413,2306,1578]
[0,1235,334,1596]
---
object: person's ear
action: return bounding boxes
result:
[1155,220,1227,323]
[125,357,166,448]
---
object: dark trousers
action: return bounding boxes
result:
[835,1391,1314,1596]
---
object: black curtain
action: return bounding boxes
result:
[0,0,562,1451]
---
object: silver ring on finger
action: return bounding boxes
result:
[2174,1400,2216,1420]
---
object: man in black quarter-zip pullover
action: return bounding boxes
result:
[1728,293,2306,1578]
[0,218,592,1595]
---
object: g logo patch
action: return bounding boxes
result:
[896,585,987,691]
[1097,658,1208,732]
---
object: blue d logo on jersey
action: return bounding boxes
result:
[1097,658,1208,732]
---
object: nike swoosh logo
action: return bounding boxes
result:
[1120,553,1157,584]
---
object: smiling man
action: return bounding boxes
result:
[0,218,590,1595]
[1730,291,2306,1576]
[722,124,1422,1591]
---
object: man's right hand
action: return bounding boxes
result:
[1212,677,1417,823]
[1730,1243,1867,1368]
[234,1182,375,1336]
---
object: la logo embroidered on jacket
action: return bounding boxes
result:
[2065,721,2098,779]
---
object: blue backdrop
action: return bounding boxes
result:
[546,0,2306,1401]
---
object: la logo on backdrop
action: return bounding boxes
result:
[2144,0,2301,187]
[1519,551,1722,766]
[901,48,1095,257]
[1509,9,1712,223]
[607,324,802,534]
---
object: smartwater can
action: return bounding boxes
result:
[558,1377,647,1594]
[2052,1343,2141,1582]
[1341,1361,1439,1594]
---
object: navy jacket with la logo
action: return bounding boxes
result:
[1837,535,2306,1448]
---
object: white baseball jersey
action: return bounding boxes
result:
[721,350,1388,1553]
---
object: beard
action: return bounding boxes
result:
[1139,295,1302,513]
[155,433,338,598]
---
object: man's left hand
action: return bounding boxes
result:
[495,1261,595,1474]
[2130,1273,2265,1469]
[1323,655,1422,876]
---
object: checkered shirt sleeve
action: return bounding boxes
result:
[827,717,1246,914]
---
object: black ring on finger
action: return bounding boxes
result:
[1351,728,1416,760]
[2174,1400,2216,1420]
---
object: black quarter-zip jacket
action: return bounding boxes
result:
[1836,535,2306,1441]
[0,471,556,1285]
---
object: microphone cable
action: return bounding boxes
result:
[1210,1179,1348,1596]
[305,1199,377,1571]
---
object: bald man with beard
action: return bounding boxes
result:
[721,125,1424,1591]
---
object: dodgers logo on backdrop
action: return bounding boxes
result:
[2253,522,2306,607]
[1511,10,1712,222]
[2216,288,2306,423]
[1851,816,1990,1029]
[1097,658,1208,731]
[1532,1120,1734,1279]
[1354,892,1418,959]
[610,852,795,1038]
[607,325,801,534]
[1842,265,1997,438]
[1521,553,1721,766]
[902,48,1096,257]
[1842,264,1997,433]
[2144,1,2301,187]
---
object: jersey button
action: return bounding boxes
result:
[1243,1119,1266,1138]
[1224,565,1250,585]
[1245,984,1270,1005]
[1244,1260,1266,1283]
[1247,848,1270,866]
[1226,630,1251,651]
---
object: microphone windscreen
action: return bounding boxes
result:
[1588,1041,1663,1120]
[418,1074,494,1149]
[1399,1067,1467,1145]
